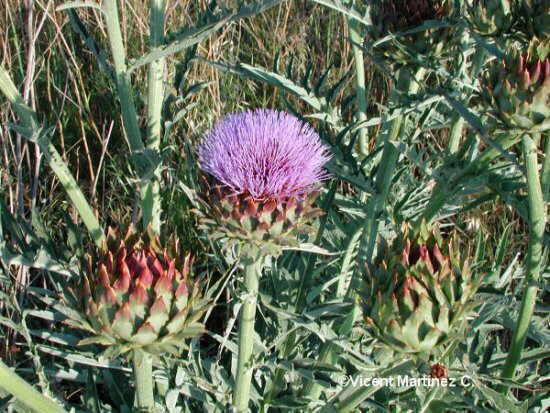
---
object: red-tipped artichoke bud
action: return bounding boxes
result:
[481,40,550,130]
[66,227,210,357]
[362,222,480,356]
[197,109,331,257]
[466,0,515,36]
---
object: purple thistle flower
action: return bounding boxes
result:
[199,109,331,201]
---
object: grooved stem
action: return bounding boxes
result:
[133,350,155,411]
[500,133,546,390]
[541,134,550,197]
[143,0,166,233]
[347,7,369,156]
[0,360,68,413]
[233,259,262,412]
[103,0,149,176]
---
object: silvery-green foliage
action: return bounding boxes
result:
[0,0,548,411]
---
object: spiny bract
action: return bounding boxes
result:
[362,223,481,357]
[64,227,209,358]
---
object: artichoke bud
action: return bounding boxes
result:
[66,227,210,357]
[362,222,480,356]
[368,0,451,62]
[482,40,550,130]
[198,177,322,257]
[466,0,515,36]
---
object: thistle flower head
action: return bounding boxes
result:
[197,109,331,257]
[198,109,331,201]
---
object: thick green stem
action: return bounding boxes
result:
[103,1,151,183]
[142,0,166,233]
[0,360,68,413]
[500,133,546,390]
[133,350,155,411]
[347,6,369,156]
[0,66,104,247]
[541,134,550,197]
[233,258,262,412]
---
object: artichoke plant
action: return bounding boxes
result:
[362,223,481,356]
[64,227,209,358]
[481,41,550,131]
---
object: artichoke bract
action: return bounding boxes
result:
[362,224,480,356]
[482,41,550,131]
[66,227,209,357]
[200,179,323,256]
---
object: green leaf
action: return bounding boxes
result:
[283,243,337,255]
[309,0,370,26]
[129,0,284,73]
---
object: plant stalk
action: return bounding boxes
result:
[500,133,546,390]
[103,0,151,178]
[541,134,550,197]
[133,349,155,411]
[233,257,262,412]
[0,359,68,413]
[347,4,369,156]
[0,66,104,247]
[142,0,166,233]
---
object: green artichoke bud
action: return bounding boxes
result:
[65,227,209,357]
[466,0,515,36]
[362,223,480,356]
[482,41,550,130]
